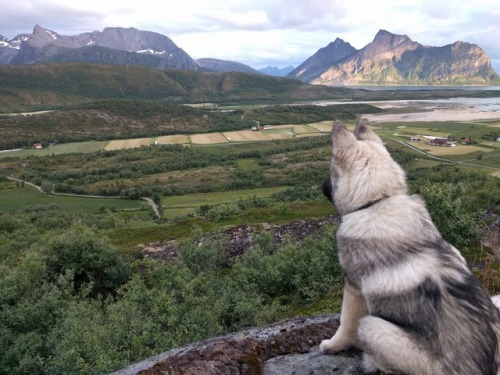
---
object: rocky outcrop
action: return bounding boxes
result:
[140,216,337,260]
[288,29,499,85]
[110,314,364,375]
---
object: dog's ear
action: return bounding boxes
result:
[331,120,356,154]
[354,117,384,145]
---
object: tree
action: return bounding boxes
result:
[42,226,131,294]
[40,180,53,194]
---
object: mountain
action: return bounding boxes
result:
[259,65,295,77]
[0,33,30,64]
[1,26,497,85]
[196,58,261,74]
[288,38,356,82]
[3,25,199,70]
[288,30,499,85]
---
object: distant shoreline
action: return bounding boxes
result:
[340,85,500,91]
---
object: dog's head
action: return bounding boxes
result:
[323,118,407,216]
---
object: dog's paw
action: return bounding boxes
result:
[319,337,350,354]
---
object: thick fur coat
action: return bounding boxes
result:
[320,119,500,375]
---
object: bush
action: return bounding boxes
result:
[418,182,481,257]
[42,226,132,294]
[206,203,240,221]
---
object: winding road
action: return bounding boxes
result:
[6,176,161,218]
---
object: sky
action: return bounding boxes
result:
[0,0,499,73]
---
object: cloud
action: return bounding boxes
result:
[265,0,345,30]
[0,0,498,72]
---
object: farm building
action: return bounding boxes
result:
[461,137,472,145]
[429,138,448,146]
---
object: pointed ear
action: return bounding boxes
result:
[331,120,357,153]
[354,117,384,145]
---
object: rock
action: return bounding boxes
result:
[141,216,337,261]
[110,314,364,375]
[264,348,364,375]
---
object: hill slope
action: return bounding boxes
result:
[0,62,360,111]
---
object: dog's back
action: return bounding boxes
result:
[322,119,500,375]
[338,193,500,374]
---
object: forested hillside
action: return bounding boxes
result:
[1,63,499,113]
[0,135,498,374]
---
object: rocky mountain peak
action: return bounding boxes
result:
[31,24,59,42]
[5,25,200,70]
[373,29,409,42]
[95,27,178,54]
[287,29,498,85]
[287,37,356,82]
[363,29,421,58]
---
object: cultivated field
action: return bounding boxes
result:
[105,137,152,150]
[156,135,190,145]
[224,130,272,142]
[190,133,229,145]
[308,121,335,132]
[408,142,491,155]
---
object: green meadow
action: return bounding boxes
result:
[0,141,108,158]
[0,181,144,213]
[161,186,289,218]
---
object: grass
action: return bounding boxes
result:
[161,186,289,218]
[237,158,260,170]
[291,288,343,316]
[0,141,108,158]
[0,181,145,213]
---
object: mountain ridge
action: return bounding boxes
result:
[289,29,498,85]
[0,26,498,85]
[5,25,200,70]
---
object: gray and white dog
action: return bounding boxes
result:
[321,119,500,375]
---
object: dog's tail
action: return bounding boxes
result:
[492,295,500,310]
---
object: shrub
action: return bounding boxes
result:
[206,203,240,221]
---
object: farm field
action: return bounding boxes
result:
[0,181,145,213]
[105,137,153,150]
[1,103,499,216]
[223,130,272,142]
[161,186,288,218]
[407,142,492,155]
[190,132,229,144]
[156,134,190,145]
[0,141,108,158]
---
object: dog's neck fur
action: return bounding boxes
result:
[352,196,386,213]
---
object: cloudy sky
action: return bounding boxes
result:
[1,0,499,73]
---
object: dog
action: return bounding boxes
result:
[320,119,500,375]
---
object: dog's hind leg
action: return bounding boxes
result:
[357,316,439,375]
[320,281,368,354]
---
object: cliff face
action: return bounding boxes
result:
[289,30,498,85]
